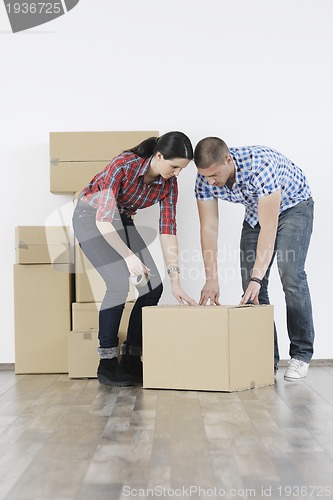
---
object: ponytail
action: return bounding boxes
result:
[125,137,159,158]
[124,131,193,160]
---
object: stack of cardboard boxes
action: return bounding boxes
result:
[14,226,72,374]
[14,131,157,378]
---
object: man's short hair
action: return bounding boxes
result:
[194,137,230,169]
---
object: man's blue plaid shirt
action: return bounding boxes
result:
[195,145,312,228]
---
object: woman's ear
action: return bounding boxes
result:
[156,151,164,161]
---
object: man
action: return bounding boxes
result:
[194,137,315,381]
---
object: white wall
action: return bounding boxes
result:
[1,0,332,362]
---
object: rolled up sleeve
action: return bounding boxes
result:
[159,178,178,235]
[250,154,281,199]
[195,173,215,200]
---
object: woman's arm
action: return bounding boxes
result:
[159,179,196,304]
[160,234,197,305]
[96,220,150,277]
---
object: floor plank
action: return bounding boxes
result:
[0,367,333,500]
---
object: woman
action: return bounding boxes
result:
[73,131,196,387]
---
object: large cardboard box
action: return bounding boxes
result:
[15,226,70,264]
[14,264,73,374]
[50,131,158,193]
[74,239,136,302]
[142,305,274,392]
[68,301,135,378]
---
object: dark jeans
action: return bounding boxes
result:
[240,198,315,367]
[72,200,163,350]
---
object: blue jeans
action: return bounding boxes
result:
[240,198,315,367]
[72,200,163,350]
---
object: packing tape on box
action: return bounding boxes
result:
[130,273,150,288]
[18,240,29,249]
[83,330,94,340]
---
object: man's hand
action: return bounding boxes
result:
[239,281,260,305]
[199,279,221,306]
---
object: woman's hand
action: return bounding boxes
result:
[125,254,150,277]
[171,283,197,306]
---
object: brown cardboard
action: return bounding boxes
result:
[68,301,135,378]
[50,161,107,194]
[74,238,136,303]
[15,226,70,264]
[68,330,99,378]
[72,301,135,331]
[50,131,159,162]
[72,302,102,331]
[142,305,274,392]
[14,264,73,374]
[50,131,158,193]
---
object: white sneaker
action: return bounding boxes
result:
[284,358,309,381]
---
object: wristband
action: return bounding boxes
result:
[250,277,263,286]
[167,266,180,275]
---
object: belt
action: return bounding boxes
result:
[120,212,134,224]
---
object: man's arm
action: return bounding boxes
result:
[240,189,281,305]
[197,199,221,305]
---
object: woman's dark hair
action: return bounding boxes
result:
[125,131,193,160]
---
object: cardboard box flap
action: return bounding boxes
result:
[50,131,159,162]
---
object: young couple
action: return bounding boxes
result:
[73,132,315,386]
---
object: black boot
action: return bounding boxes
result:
[97,358,134,386]
[127,355,143,384]
[120,344,143,384]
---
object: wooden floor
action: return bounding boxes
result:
[0,367,333,500]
